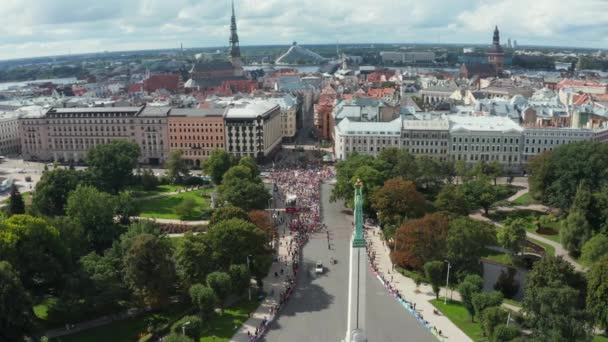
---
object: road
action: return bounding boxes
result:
[263,183,435,342]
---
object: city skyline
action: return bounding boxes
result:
[1,0,607,61]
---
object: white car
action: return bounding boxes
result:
[315,261,324,274]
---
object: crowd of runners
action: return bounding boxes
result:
[245,166,334,341]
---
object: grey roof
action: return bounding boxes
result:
[169,108,226,118]
[48,107,143,115]
[190,60,235,73]
[140,106,171,117]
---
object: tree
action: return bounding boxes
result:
[371,177,425,226]
[561,210,593,256]
[472,291,504,321]
[473,160,502,185]
[0,215,69,294]
[66,185,119,252]
[424,261,444,300]
[238,156,259,176]
[447,218,496,276]
[167,150,190,184]
[580,234,608,265]
[189,284,217,320]
[206,219,268,270]
[248,210,275,242]
[87,139,140,193]
[7,184,25,216]
[206,271,232,312]
[31,168,82,216]
[393,213,449,270]
[80,250,129,310]
[527,141,608,210]
[229,264,251,296]
[331,152,387,207]
[458,274,484,321]
[455,160,471,184]
[209,206,249,226]
[492,324,519,342]
[175,197,197,220]
[434,185,469,216]
[480,306,508,339]
[171,316,202,340]
[218,178,271,212]
[586,256,608,331]
[493,268,519,299]
[164,333,194,342]
[123,234,176,309]
[115,191,139,225]
[175,233,214,288]
[462,178,498,215]
[0,261,33,342]
[204,149,235,184]
[497,218,528,256]
[523,255,590,341]
[377,147,417,181]
[141,168,158,190]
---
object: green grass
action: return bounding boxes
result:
[430,299,486,341]
[481,248,515,267]
[51,305,187,342]
[511,193,536,205]
[488,209,562,244]
[33,297,59,321]
[199,299,260,342]
[130,184,182,198]
[137,189,212,220]
[527,237,556,257]
[502,298,522,308]
[593,335,608,342]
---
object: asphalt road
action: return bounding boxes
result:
[263,183,435,342]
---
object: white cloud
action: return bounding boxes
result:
[0,0,606,60]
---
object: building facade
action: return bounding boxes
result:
[0,115,21,156]
[334,118,402,160]
[224,102,282,159]
[168,108,226,167]
[522,127,593,162]
[401,119,450,160]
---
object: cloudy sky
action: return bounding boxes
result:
[1,0,607,61]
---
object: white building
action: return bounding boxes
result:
[0,111,22,156]
[522,127,593,162]
[401,119,450,160]
[334,118,401,160]
[448,115,523,169]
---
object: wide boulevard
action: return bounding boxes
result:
[263,183,435,342]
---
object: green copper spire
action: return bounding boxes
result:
[352,179,366,248]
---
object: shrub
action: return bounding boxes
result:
[494,268,519,299]
[171,316,202,340]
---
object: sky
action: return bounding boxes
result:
[1,0,607,61]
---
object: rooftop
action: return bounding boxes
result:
[335,117,401,136]
[448,115,523,133]
[169,108,226,118]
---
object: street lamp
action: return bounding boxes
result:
[246,255,252,301]
[181,321,191,335]
[444,260,451,305]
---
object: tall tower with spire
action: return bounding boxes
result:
[229,0,242,69]
[487,26,505,76]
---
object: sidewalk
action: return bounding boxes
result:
[231,233,296,342]
[366,230,473,342]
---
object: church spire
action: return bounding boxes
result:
[493,26,500,46]
[229,0,241,59]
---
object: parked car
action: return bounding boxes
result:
[315,261,324,274]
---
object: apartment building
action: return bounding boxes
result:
[401,119,450,160]
[522,127,593,162]
[334,117,402,160]
[0,112,21,156]
[168,108,226,167]
[224,101,282,159]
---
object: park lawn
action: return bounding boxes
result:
[33,296,59,321]
[594,335,608,342]
[488,209,562,244]
[198,299,260,342]
[481,248,515,267]
[137,189,211,220]
[50,305,187,342]
[511,193,536,206]
[430,299,486,342]
[130,184,182,198]
[527,237,555,257]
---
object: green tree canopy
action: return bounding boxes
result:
[471,291,503,321]
[0,215,69,293]
[458,274,484,321]
[461,178,499,215]
[189,284,217,320]
[31,168,82,216]
[175,232,214,288]
[480,306,508,340]
[447,218,496,277]
[229,264,251,295]
[166,150,190,184]
[238,156,259,176]
[497,218,528,256]
[123,233,176,309]
[217,170,271,212]
[115,191,139,225]
[7,184,25,216]
[586,256,608,331]
[86,139,140,193]
[206,219,267,270]
[209,206,249,226]
[561,210,592,256]
[171,316,202,340]
[580,233,608,265]
[164,333,194,342]
[424,261,444,300]
[0,261,33,342]
[204,149,235,185]
[434,184,470,216]
[66,185,120,252]
[206,271,232,312]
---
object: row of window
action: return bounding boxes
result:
[453,137,520,144]
[453,145,519,153]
